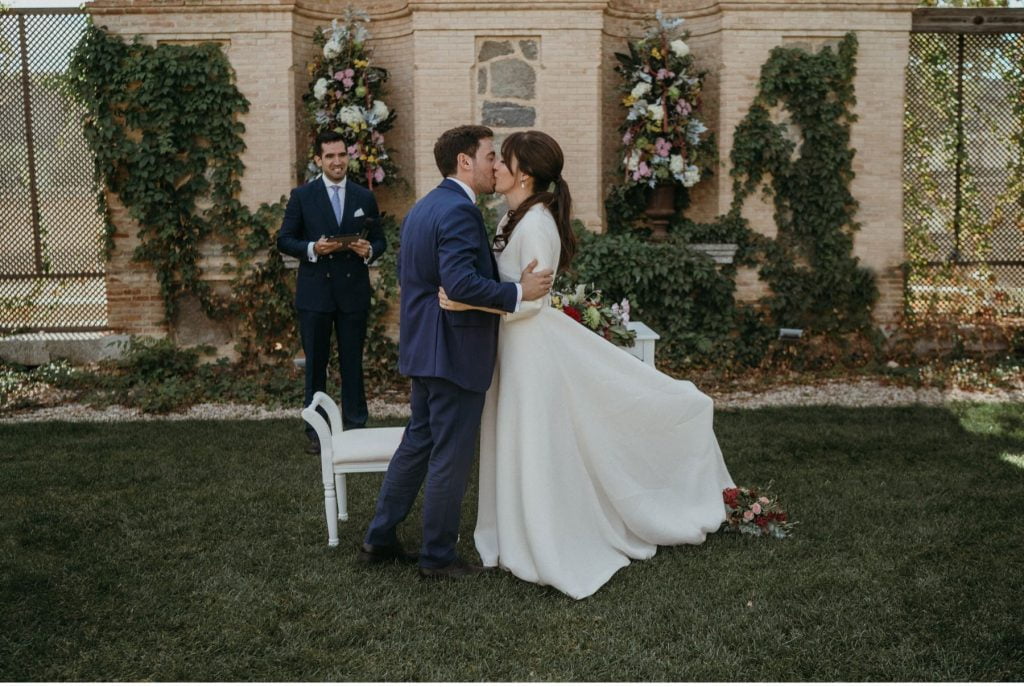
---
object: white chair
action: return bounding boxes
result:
[301,391,405,547]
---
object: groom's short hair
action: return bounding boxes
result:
[434,125,494,177]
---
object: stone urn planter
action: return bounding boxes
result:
[644,183,675,241]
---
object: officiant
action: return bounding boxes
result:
[277,129,386,454]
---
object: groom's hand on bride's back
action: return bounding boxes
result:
[520,259,554,301]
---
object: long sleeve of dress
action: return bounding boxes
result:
[503,209,560,323]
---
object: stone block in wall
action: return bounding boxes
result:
[489,58,535,99]
[481,101,536,128]
[476,35,540,134]
[171,292,233,350]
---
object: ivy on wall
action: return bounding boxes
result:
[730,33,877,334]
[68,23,293,359]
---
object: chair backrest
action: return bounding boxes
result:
[301,392,342,484]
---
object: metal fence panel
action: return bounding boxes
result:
[0,9,107,333]
[905,9,1024,318]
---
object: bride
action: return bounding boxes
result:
[439,130,734,599]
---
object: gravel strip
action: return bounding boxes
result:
[1,381,1022,423]
[714,380,1024,409]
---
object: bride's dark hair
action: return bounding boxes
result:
[494,130,576,272]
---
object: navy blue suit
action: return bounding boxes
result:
[365,179,518,568]
[276,176,385,432]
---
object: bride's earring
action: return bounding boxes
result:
[520,178,526,189]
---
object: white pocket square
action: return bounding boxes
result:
[353,208,365,218]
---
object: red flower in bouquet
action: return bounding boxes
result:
[550,283,636,347]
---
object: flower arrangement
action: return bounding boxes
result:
[614,11,714,189]
[550,284,636,347]
[304,9,398,188]
[722,486,794,539]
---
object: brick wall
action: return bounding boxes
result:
[86,0,917,341]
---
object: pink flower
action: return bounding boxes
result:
[654,137,671,157]
[622,131,633,145]
[373,166,385,183]
[751,503,762,515]
[342,77,355,89]
[632,161,651,181]
[656,68,675,80]
[347,145,359,157]
[742,510,754,522]
[372,131,384,145]
[676,100,692,115]
[759,496,770,505]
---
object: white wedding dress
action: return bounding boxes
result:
[474,204,735,600]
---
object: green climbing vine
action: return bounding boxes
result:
[730,32,877,335]
[68,22,292,359]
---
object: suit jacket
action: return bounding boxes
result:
[397,178,518,393]
[276,177,385,313]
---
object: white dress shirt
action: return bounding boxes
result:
[307,175,374,264]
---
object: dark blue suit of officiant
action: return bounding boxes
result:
[364,178,518,569]
[277,176,385,432]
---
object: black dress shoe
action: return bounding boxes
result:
[305,438,320,455]
[418,558,486,580]
[357,542,418,565]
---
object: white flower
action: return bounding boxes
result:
[627,99,648,122]
[630,82,652,99]
[313,78,329,101]
[686,119,708,145]
[338,105,364,127]
[646,103,664,122]
[371,100,389,121]
[323,38,342,60]
[670,154,685,175]
[670,39,690,58]
[625,149,641,172]
[682,164,701,187]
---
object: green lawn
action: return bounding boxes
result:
[2,405,1023,680]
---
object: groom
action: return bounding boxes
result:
[361,125,553,578]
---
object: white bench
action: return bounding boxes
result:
[621,320,660,366]
[688,243,738,264]
[301,392,405,546]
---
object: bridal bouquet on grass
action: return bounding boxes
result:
[722,486,794,539]
[551,284,636,348]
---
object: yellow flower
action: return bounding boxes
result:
[651,47,662,60]
[354,59,369,68]
[622,95,637,107]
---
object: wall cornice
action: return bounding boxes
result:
[606,0,917,20]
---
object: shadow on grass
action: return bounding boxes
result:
[1,405,1023,680]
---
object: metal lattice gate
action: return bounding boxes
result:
[904,8,1024,318]
[0,9,107,334]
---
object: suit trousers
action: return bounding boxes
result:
[298,307,368,434]
[364,376,486,568]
